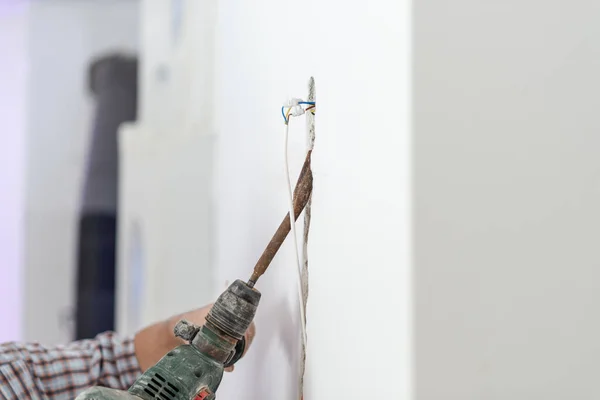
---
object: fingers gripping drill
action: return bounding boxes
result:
[75,151,313,400]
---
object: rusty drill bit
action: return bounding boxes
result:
[247,150,313,287]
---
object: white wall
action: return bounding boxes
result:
[117,131,216,335]
[23,0,139,344]
[116,0,218,336]
[0,2,28,343]
[415,1,600,399]
[215,1,410,391]
[130,0,409,399]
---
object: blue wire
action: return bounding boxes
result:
[282,102,315,124]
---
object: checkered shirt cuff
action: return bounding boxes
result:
[0,332,142,400]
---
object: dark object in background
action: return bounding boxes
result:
[75,54,138,340]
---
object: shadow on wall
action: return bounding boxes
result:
[126,220,145,334]
[251,297,302,399]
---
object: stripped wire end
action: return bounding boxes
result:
[281,106,290,125]
[282,102,316,124]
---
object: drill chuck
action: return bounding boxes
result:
[193,280,261,366]
[206,279,261,340]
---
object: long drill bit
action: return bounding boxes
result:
[247,150,313,287]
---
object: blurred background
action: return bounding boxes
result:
[0,0,404,399]
[0,0,140,344]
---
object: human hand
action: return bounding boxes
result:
[135,303,256,372]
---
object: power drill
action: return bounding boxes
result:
[75,149,313,400]
[75,279,260,400]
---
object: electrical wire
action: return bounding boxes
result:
[282,101,315,124]
[283,108,308,348]
[281,106,289,124]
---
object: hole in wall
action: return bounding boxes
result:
[299,76,315,399]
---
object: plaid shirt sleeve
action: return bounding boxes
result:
[0,332,142,400]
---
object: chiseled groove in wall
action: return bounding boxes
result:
[299,76,315,399]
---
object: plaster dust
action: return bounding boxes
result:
[299,77,315,399]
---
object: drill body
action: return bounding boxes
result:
[75,280,261,400]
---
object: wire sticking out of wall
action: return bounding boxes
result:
[281,98,315,352]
